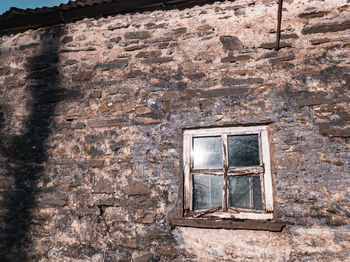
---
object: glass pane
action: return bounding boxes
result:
[229,176,250,209]
[252,176,263,210]
[228,134,260,167]
[229,175,263,210]
[193,136,222,169]
[193,174,222,210]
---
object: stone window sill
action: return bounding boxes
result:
[170,218,286,232]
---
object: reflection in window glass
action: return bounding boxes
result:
[193,174,222,210]
[229,175,263,210]
[229,176,250,209]
[193,136,222,169]
[228,134,260,167]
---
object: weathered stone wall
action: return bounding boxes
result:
[0,0,349,261]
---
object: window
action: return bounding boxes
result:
[183,125,274,220]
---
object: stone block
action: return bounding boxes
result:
[134,117,162,125]
[116,239,139,249]
[77,207,101,216]
[64,59,78,65]
[275,154,300,169]
[135,51,161,58]
[19,43,40,50]
[93,197,122,206]
[109,36,122,43]
[184,87,249,98]
[80,160,104,168]
[318,125,350,137]
[95,59,128,70]
[124,45,148,51]
[302,20,350,34]
[104,207,128,222]
[124,31,151,39]
[269,53,295,64]
[135,209,155,224]
[222,77,264,86]
[93,179,114,193]
[173,27,187,35]
[133,254,154,262]
[72,71,93,82]
[123,181,151,195]
[155,246,178,258]
[0,66,10,76]
[87,118,129,128]
[90,90,102,99]
[185,72,206,81]
[44,198,67,206]
[71,121,85,129]
[141,57,173,64]
[280,33,299,40]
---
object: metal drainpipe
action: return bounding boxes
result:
[276,0,283,51]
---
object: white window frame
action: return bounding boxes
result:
[183,125,274,220]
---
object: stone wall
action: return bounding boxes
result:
[0,0,349,261]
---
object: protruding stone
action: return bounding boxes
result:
[298,11,329,19]
[221,55,251,63]
[219,36,243,50]
[61,36,73,44]
[260,41,291,49]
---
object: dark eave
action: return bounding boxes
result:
[0,0,219,35]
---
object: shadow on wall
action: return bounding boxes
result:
[0,27,79,261]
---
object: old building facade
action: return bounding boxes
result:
[0,0,349,261]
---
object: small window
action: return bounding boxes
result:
[183,126,274,220]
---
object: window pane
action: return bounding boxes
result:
[229,175,263,210]
[228,134,260,167]
[193,174,222,210]
[193,136,222,169]
[252,176,263,210]
[229,176,250,209]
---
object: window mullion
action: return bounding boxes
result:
[222,134,228,212]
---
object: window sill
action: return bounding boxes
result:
[170,218,286,232]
